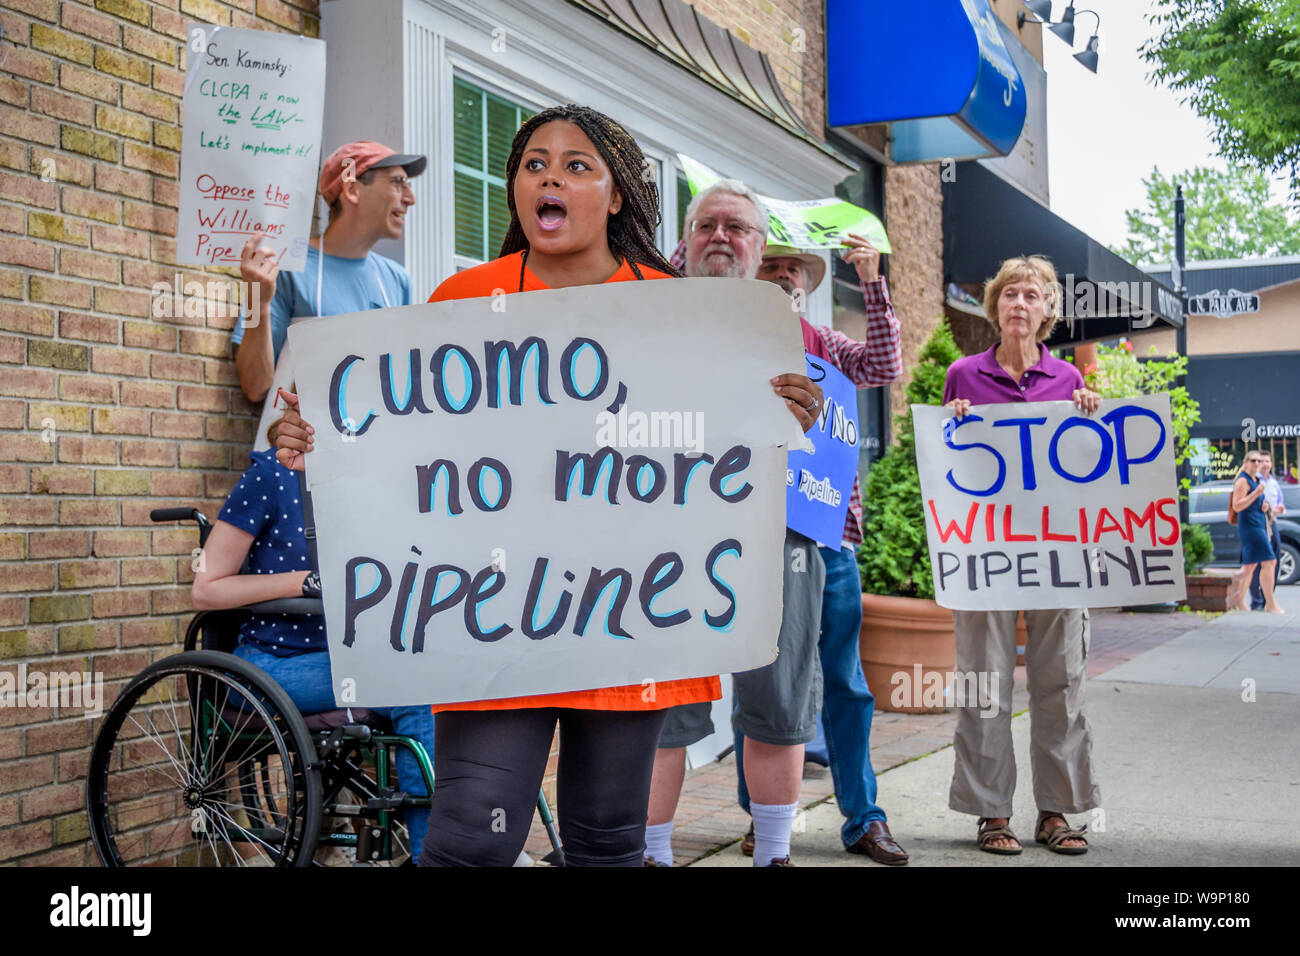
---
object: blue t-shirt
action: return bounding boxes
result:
[230,245,413,363]
[217,449,324,656]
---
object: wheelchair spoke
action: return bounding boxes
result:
[88,656,321,867]
[204,800,280,865]
[123,712,194,792]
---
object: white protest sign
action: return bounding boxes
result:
[914,394,1186,610]
[288,278,803,706]
[678,153,891,253]
[177,24,325,271]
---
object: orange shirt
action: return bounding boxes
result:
[428,251,721,713]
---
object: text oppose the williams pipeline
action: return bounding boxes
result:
[912,394,1186,611]
[286,279,805,706]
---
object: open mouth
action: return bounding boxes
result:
[535,196,567,231]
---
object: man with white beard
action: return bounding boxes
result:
[641,181,822,867]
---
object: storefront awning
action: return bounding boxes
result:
[1188,353,1299,439]
[568,0,826,151]
[826,0,1026,162]
[944,161,1185,344]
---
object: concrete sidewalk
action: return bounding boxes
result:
[695,606,1300,867]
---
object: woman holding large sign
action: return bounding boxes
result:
[942,255,1102,856]
[276,105,822,866]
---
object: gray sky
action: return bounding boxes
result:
[1042,0,1289,253]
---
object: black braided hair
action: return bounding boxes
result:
[499,104,681,279]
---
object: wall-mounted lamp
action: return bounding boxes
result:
[1018,1,1102,73]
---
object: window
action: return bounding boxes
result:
[453,76,534,263]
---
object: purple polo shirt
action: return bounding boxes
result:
[942,343,1083,405]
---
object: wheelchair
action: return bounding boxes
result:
[86,506,563,867]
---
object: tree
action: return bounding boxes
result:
[1142,0,1300,203]
[1114,164,1300,263]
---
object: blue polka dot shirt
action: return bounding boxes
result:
[217,449,325,657]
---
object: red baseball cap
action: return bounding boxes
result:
[318,141,427,204]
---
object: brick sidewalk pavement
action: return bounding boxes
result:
[521,607,1217,864]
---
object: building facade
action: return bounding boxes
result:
[0,0,1085,862]
[1135,257,1300,486]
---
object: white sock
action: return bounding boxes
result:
[643,820,674,866]
[750,801,798,866]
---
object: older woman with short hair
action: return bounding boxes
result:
[942,255,1102,856]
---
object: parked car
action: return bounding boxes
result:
[1189,481,1300,586]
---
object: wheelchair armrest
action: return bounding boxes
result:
[241,597,324,616]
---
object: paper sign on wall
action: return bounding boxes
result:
[785,355,859,545]
[914,394,1186,610]
[678,153,891,253]
[177,24,325,271]
[287,278,805,707]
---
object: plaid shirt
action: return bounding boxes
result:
[806,276,903,548]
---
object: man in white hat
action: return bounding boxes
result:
[643,181,901,867]
[752,232,909,865]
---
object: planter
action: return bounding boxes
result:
[859,593,955,714]
[860,595,1027,713]
[1184,568,1250,611]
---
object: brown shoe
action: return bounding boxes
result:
[740,823,754,857]
[762,855,795,867]
[643,856,670,867]
[846,821,909,865]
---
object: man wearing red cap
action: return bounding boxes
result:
[233,141,427,446]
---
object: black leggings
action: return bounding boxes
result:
[416,707,668,867]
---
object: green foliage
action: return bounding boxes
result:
[857,320,963,598]
[1142,0,1300,203]
[1084,341,1201,498]
[1114,164,1300,263]
[1181,521,1215,575]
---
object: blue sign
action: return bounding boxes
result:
[826,0,1027,162]
[786,355,860,545]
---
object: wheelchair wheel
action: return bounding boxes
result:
[87,650,322,866]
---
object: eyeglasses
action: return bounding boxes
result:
[1246,457,1262,463]
[689,218,762,239]
[385,176,413,194]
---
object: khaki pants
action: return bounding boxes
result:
[948,608,1101,818]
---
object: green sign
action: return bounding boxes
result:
[678,154,891,253]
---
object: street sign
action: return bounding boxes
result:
[1186,288,1261,319]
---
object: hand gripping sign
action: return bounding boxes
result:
[287,279,804,707]
[914,394,1186,611]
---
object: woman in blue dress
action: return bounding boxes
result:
[1233,451,1284,613]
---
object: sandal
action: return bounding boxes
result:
[976,817,1023,855]
[1035,812,1088,855]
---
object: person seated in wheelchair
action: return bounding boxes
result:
[192,445,437,856]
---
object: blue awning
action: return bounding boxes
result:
[826,0,1027,162]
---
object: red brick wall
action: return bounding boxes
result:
[0,0,319,866]
[682,0,825,134]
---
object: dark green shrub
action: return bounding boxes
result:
[1181,522,1214,575]
[858,319,963,598]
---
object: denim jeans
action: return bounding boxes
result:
[734,545,885,846]
[232,644,435,855]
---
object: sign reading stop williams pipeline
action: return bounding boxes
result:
[913,394,1186,611]
[287,279,804,707]
[176,24,325,271]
